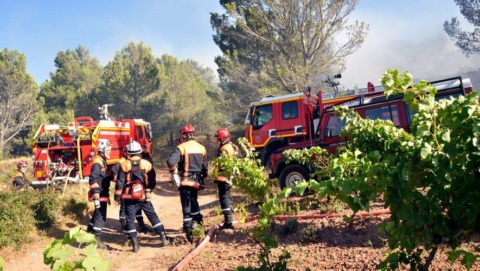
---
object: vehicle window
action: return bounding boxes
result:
[252,104,273,127]
[282,101,298,120]
[325,115,345,137]
[136,126,144,139]
[365,105,400,126]
[145,124,152,140]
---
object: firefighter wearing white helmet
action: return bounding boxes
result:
[114,140,169,252]
[111,145,149,234]
[87,138,114,249]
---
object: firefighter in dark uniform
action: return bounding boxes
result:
[114,141,169,252]
[111,145,149,233]
[213,128,236,229]
[12,160,30,191]
[167,124,208,243]
[87,139,114,249]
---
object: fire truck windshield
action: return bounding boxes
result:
[252,104,272,128]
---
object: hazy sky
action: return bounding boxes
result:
[1,0,478,90]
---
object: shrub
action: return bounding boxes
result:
[0,191,36,248]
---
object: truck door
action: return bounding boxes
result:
[276,100,307,141]
[319,113,346,154]
[250,104,273,148]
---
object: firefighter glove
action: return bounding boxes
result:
[225,179,233,190]
[92,193,100,201]
[171,173,180,188]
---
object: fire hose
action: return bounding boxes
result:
[171,208,391,271]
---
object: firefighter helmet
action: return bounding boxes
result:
[127,141,142,155]
[214,128,230,141]
[97,139,112,153]
[180,124,196,135]
[17,160,27,170]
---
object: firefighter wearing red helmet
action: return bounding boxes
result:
[214,128,238,230]
[114,141,169,252]
[12,160,30,191]
[87,139,114,249]
[167,124,208,243]
[111,145,149,234]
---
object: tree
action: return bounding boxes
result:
[211,0,368,119]
[39,45,103,124]
[0,48,38,159]
[152,55,226,144]
[444,0,480,56]
[101,42,160,118]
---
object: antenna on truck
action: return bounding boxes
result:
[99,104,114,121]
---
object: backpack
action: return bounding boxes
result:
[122,159,148,200]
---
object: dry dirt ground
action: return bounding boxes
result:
[2,169,479,271]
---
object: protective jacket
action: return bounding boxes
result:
[115,156,156,198]
[89,155,112,202]
[167,138,207,189]
[12,171,28,188]
[214,140,237,182]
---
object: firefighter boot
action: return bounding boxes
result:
[160,231,170,247]
[130,237,140,253]
[154,226,170,247]
[221,213,234,230]
[96,235,108,250]
[185,228,193,243]
[193,214,203,229]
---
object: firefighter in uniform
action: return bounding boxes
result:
[167,124,208,243]
[114,141,169,252]
[111,146,149,233]
[12,160,30,191]
[87,139,114,249]
[213,128,236,229]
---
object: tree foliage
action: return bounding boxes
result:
[0,48,39,159]
[444,0,480,56]
[211,0,368,120]
[287,69,480,270]
[39,45,103,124]
[101,41,160,119]
[151,54,226,143]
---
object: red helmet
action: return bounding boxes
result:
[17,160,27,169]
[214,128,230,141]
[180,124,196,135]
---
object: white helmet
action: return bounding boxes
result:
[97,139,112,153]
[127,141,142,155]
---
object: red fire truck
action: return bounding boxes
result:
[261,76,474,188]
[30,104,153,188]
[245,83,378,166]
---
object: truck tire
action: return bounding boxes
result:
[279,164,310,189]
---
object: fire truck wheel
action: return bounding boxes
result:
[279,164,310,189]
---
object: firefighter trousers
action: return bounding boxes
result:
[216,182,233,224]
[124,200,165,239]
[119,198,145,228]
[179,186,202,230]
[87,201,108,236]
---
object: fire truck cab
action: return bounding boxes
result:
[31,106,153,188]
[269,76,475,189]
[245,90,354,166]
